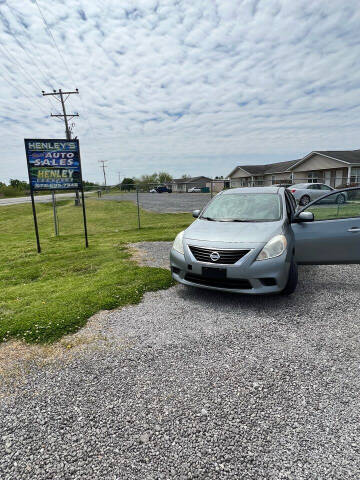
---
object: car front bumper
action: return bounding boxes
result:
[170,244,291,295]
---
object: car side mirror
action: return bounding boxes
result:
[192,209,200,218]
[293,211,314,223]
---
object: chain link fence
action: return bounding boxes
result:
[91,178,360,229]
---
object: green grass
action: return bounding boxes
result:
[308,203,360,220]
[0,198,192,344]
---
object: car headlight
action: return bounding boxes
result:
[256,234,287,261]
[173,231,185,255]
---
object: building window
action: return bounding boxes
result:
[351,167,360,184]
[271,175,276,185]
[308,171,319,183]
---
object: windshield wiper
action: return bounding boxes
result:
[201,216,215,221]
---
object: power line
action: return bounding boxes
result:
[0,43,44,93]
[0,68,49,115]
[4,1,57,88]
[32,0,94,136]
[0,43,61,116]
[42,88,80,140]
[4,0,61,112]
[33,0,76,85]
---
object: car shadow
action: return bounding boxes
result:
[175,264,360,318]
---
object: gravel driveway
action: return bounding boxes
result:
[0,242,359,479]
[102,192,212,213]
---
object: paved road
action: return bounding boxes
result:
[103,192,212,213]
[0,192,92,207]
[0,243,359,479]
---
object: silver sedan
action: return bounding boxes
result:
[288,183,347,206]
[170,186,360,295]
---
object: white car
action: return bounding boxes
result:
[288,183,347,206]
[188,187,202,193]
[149,188,157,193]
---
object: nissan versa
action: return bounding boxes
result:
[170,186,360,295]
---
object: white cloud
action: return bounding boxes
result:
[0,0,360,183]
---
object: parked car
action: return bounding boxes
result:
[170,186,360,295]
[271,183,292,188]
[150,185,172,193]
[188,187,202,193]
[288,183,347,206]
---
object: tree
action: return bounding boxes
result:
[158,171,173,183]
[9,179,28,189]
[83,180,99,187]
[181,174,191,179]
[121,178,135,191]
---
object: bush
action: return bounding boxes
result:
[0,185,30,198]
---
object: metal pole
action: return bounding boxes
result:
[80,186,89,248]
[51,191,59,235]
[136,185,141,229]
[210,181,213,199]
[30,191,41,253]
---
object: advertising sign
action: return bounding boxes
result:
[24,138,88,253]
[24,139,82,191]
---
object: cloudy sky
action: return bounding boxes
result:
[0,0,360,184]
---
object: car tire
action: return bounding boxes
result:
[281,260,298,295]
[336,194,345,204]
[299,195,310,206]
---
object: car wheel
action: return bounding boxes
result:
[336,194,345,204]
[299,195,310,206]
[281,260,298,296]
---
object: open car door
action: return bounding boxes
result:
[292,187,360,264]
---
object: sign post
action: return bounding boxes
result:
[24,139,88,252]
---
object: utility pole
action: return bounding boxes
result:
[99,160,108,187]
[118,171,121,185]
[42,88,79,140]
[42,88,81,207]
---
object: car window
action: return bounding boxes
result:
[319,184,332,191]
[302,188,360,221]
[201,193,282,222]
[308,184,320,190]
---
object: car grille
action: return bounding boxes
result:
[188,245,250,264]
[184,273,252,290]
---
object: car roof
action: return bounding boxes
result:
[291,182,326,187]
[223,187,281,194]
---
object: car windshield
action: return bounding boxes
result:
[201,193,282,222]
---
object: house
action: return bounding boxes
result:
[172,176,213,192]
[227,149,360,188]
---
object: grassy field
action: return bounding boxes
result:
[308,202,360,220]
[0,198,192,344]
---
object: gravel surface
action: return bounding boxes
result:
[129,242,172,269]
[102,192,212,212]
[0,242,359,479]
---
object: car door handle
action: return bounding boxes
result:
[348,227,360,232]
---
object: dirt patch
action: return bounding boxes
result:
[0,310,129,397]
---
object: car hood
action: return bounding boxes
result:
[184,219,284,246]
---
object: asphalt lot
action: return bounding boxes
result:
[0,242,359,479]
[103,192,212,212]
